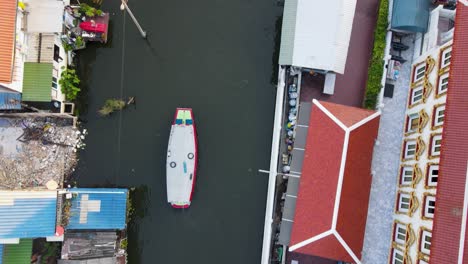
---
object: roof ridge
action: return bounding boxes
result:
[289,229,334,252]
[312,99,348,131]
[333,230,361,264]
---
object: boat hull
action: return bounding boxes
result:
[166,108,197,208]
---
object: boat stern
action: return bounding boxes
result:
[170,201,191,209]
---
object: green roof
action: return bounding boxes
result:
[3,239,33,264]
[22,62,53,102]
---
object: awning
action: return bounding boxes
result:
[26,0,64,33]
[391,0,430,33]
[278,0,357,74]
[22,62,53,102]
[0,86,21,110]
[278,102,311,245]
[2,239,33,264]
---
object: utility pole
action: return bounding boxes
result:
[120,0,147,38]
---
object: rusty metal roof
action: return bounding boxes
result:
[0,0,17,83]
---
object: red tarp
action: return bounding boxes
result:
[80,21,106,33]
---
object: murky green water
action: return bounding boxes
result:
[74,1,280,263]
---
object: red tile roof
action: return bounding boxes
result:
[430,4,468,264]
[0,0,17,83]
[289,100,380,263]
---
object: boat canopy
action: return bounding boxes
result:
[391,0,430,33]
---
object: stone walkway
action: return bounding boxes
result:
[361,34,416,263]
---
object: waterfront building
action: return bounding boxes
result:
[66,188,128,231]
[278,0,356,94]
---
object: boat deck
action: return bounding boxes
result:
[166,124,196,206]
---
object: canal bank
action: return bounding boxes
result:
[73,0,282,263]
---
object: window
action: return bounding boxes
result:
[420,230,432,255]
[52,68,59,90]
[394,223,408,245]
[441,47,452,68]
[433,105,445,128]
[430,134,442,157]
[424,195,436,218]
[391,248,405,264]
[427,164,439,187]
[400,166,414,186]
[438,73,449,95]
[406,113,419,133]
[413,64,426,82]
[398,193,411,213]
[404,140,417,159]
[410,87,424,105]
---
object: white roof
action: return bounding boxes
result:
[26,0,64,33]
[278,0,357,74]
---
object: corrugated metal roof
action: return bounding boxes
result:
[22,62,53,102]
[0,0,17,83]
[278,0,356,74]
[0,191,57,239]
[67,189,128,230]
[61,232,118,260]
[2,239,32,264]
[0,86,21,110]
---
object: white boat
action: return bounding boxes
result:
[166,108,198,208]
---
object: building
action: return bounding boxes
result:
[0,0,74,113]
[22,0,71,111]
[278,0,357,94]
[66,188,128,230]
[387,10,454,264]
[278,100,380,263]
[430,3,468,263]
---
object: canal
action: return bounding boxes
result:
[74,0,281,263]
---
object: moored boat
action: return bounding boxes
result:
[166,108,197,208]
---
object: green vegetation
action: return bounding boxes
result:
[79,3,103,17]
[126,189,135,223]
[75,36,84,48]
[41,242,60,264]
[120,238,128,250]
[62,41,73,52]
[59,68,81,101]
[363,0,389,109]
[98,99,126,116]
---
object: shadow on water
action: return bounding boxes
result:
[73,20,114,119]
[270,15,283,85]
[126,185,150,264]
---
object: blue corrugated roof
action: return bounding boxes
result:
[67,188,128,230]
[0,86,21,110]
[0,244,3,264]
[0,191,57,239]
